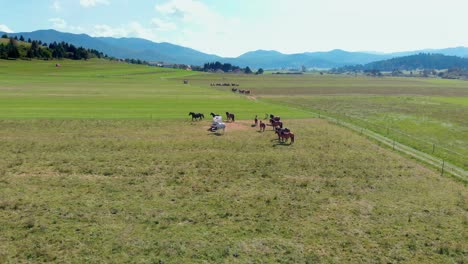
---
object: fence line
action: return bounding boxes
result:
[335,112,466,157]
[300,104,467,162]
[271,102,467,181]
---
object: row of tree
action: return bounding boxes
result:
[202,61,263,74]
[0,34,106,60]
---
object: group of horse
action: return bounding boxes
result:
[190,111,294,143]
[208,112,236,133]
[255,114,294,144]
[211,83,239,87]
[189,112,236,133]
[231,88,251,94]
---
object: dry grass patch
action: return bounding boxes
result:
[0,119,466,263]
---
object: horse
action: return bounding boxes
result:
[275,127,295,144]
[226,112,235,122]
[270,119,283,129]
[270,114,281,121]
[189,112,204,121]
[259,121,266,132]
[210,112,220,117]
[254,115,258,126]
[208,122,226,134]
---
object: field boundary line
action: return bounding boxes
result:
[262,101,467,181]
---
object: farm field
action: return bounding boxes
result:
[185,74,468,169]
[0,59,309,119]
[1,119,466,263]
[0,60,467,263]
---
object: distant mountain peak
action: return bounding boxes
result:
[1,29,467,68]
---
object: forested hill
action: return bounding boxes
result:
[336,53,468,72]
[0,34,105,60]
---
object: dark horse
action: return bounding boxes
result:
[269,114,281,121]
[275,127,295,144]
[259,121,266,132]
[270,118,283,129]
[226,112,235,122]
[210,112,221,117]
[189,112,204,121]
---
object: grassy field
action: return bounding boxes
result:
[1,119,466,263]
[0,60,467,263]
[184,74,468,169]
[0,59,309,119]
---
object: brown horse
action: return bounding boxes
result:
[280,132,295,144]
[275,127,295,144]
[259,121,266,132]
[270,114,281,121]
[226,112,235,122]
[270,119,283,129]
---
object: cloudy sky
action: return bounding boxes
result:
[0,0,467,57]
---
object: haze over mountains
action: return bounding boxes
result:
[2,29,468,69]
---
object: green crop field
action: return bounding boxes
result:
[0,59,467,263]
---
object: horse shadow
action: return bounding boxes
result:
[208,132,224,136]
[272,142,293,147]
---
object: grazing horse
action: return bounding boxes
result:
[208,122,226,133]
[270,118,283,129]
[275,127,295,144]
[226,112,235,122]
[210,112,221,117]
[231,88,238,92]
[259,121,266,132]
[189,112,204,121]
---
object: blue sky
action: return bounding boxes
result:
[0,0,467,57]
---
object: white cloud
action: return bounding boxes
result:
[80,0,110,8]
[49,18,67,29]
[51,0,61,11]
[151,18,177,32]
[154,0,241,55]
[92,22,157,41]
[0,24,13,33]
[93,24,127,37]
[155,0,223,25]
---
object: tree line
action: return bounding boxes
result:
[202,61,263,74]
[0,34,106,60]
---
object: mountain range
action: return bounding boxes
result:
[2,29,468,69]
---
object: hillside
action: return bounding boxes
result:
[335,53,468,72]
[1,30,221,65]
[1,30,467,68]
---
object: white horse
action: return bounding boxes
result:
[212,116,222,123]
[209,121,226,134]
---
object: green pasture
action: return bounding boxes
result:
[0,59,308,119]
[0,59,467,263]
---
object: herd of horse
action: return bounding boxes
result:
[231,88,251,94]
[210,83,240,87]
[189,112,294,144]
